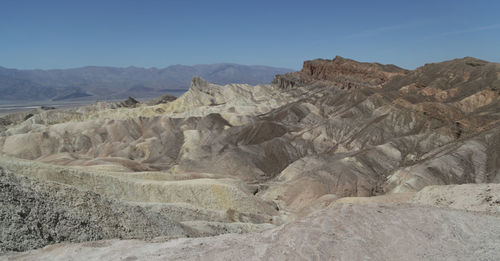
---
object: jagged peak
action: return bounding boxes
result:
[190,76,209,89]
[332,55,345,62]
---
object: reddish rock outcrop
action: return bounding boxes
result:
[273,56,407,89]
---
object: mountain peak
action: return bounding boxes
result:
[332,55,346,62]
[190,76,209,88]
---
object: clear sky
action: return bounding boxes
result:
[1,0,499,70]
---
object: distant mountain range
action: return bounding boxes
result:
[0,64,293,102]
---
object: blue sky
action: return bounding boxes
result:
[1,0,499,70]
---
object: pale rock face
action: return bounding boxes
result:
[410,183,500,214]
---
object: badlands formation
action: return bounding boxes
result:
[2,56,500,260]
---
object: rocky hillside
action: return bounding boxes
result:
[2,56,500,260]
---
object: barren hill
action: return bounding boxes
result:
[2,56,500,260]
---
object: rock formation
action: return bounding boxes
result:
[2,56,500,260]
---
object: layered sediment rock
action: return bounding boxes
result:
[273,56,407,89]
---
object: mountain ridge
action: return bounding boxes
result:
[0,63,293,102]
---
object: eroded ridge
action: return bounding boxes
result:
[2,56,500,260]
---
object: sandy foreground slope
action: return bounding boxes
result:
[6,198,500,261]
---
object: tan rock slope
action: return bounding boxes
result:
[2,56,500,259]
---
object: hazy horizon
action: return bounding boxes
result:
[2,55,498,72]
[0,62,295,71]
